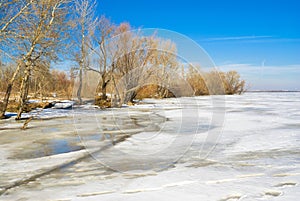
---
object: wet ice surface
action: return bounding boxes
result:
[0,92,300,200]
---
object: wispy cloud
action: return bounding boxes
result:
[200,36,300,43]
[218,63,300,71]
[202,35,273,42]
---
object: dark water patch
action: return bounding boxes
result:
[81,133,104,141]
[9,139,84,160]
[0,132,131,195]
[2,113,17,119]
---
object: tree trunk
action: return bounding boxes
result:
[101,75,109,100]
[77,67,83,104]
[0,64,21,119]
[16,67,31,120]
[123,90,137,105]
[111,75,120,107]
[101,84,107,100]
[0,84,13,119]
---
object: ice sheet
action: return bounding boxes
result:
[0,92,299,200]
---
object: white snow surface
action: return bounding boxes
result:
[0,92,299,201]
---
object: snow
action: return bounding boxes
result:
[0,92,300,200]
[53,102,73,109]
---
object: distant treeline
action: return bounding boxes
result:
[0,63,245,105]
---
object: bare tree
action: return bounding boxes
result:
[109,25,184,105]
[221,71,246,95]
[0,0,33,39]
[30,61,52,100]
[113,24,156,105]
[0,61,24,119]
[152,39,179,98]
[73,0,97,104]
[186,64,209,95]
[12,0,71,120]
[0,0,34,119]
[89,16,115,100]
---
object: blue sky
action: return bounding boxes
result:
[97,0,300,90]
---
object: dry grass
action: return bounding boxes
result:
[136,84,175,99]
[0,100,54,113]
[136,84,159,99]
[94,96,112,108]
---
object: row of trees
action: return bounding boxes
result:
[186,66,245,96]
[0,64,73,99]
[0,0,246,119]
[0,62,245,105]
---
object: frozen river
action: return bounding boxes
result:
[0,92,299,200]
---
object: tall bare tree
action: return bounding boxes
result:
[12,0,71,120]
[73,0,97,104]
[0,0,35,119]
[112,24,153,105]
[110,24,183,105]
[88,16,116,100]
[152,39,179,98]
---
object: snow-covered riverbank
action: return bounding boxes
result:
[0,92,299,200]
